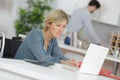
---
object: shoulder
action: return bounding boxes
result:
[28,29,42,36]
[78,8,90,18]
[73,7,84,13]
[25,29,43,40]
[30,29,42,33]
[72,7,88,16]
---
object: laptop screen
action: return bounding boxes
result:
[79,43,109,75]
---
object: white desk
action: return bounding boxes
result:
[0,58,115,80]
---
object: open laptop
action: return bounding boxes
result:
[79,43,109,75]
[53,43,109,75]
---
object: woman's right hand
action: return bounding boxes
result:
[60,59,80,68]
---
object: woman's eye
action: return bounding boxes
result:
[63,26,65,28]
[56,24,60,27]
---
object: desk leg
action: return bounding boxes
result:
[112,62,119,75]
[73,32,77,47]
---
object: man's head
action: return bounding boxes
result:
[87,0,101,13]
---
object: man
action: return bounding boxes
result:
[66,0,101,46]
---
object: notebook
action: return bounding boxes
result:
[79,43,109,75]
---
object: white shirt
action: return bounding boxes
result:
[66,7,101,43]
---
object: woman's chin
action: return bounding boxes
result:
[54,35,61,38]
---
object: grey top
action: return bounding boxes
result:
[66,7,101,43]
[14,29,69,65]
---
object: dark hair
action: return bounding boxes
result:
[88,0,101,9]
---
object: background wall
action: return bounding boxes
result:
[89,21,120,47]
[0,0,57,39]
[0,0,27,39]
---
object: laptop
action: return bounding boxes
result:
[79,43,109,75]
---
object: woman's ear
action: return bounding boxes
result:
[45,21,51,27]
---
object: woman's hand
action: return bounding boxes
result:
[60,59,80,68]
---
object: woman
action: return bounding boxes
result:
[14,9,79,67]
[66,0,101,44]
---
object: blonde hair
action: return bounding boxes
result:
[44,9,68,29]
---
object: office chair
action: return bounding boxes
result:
[0,32,5,58]
[3,38,22,58]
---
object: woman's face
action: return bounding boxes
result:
[48,20,67,38]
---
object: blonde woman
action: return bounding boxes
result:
[15,9,79,67]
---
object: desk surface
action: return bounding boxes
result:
[0,58,115,80]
